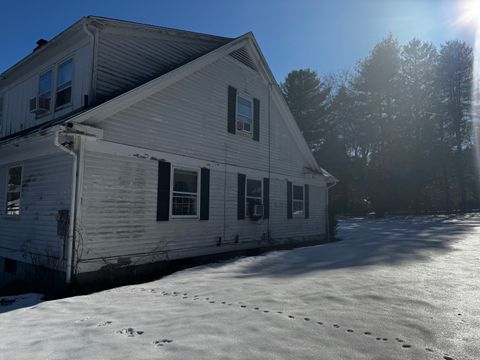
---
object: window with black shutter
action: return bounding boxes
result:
[237,173,246,219]
[200,168,210,220]
[227,86,260,141]
[263,177,270,219]
[156,161,171,221]
[287,181,292,219]
[305,184,310,219]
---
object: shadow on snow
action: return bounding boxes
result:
[233,214,480,278]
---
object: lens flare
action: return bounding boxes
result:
[470,2,480,194]
[474,34,480,190]
[456,0,480,28]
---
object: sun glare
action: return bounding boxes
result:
[457,0,480,28]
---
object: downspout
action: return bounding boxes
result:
[54,130,78,284]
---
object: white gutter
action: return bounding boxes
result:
[54,130,77,284]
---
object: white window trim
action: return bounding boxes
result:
[5,165,23,217]
[236,94,253,136]
[245,177,263,217]
[169,166,200,219]
[292,183,305,217]
[54,58,74,111]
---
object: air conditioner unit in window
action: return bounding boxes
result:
[29,96,50,114]
[253,204,264,218]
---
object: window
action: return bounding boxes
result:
[56,59,73,108]
[237,96,253,133]
[6,166,22,216]
[171,168,199,217]
[38,70,52,113]
[246,178,262,217]
[292,184,304,216]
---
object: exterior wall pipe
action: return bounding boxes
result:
[54,129,77,284]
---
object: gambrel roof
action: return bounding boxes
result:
[0,17,336,182]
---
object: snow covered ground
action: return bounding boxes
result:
[1,215,479,359]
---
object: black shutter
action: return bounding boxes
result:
[228,86,237,134]
[157,161,171,221]
[304,184,309,219]
[263,177,270,219]
[253,98,260,141]
[200,168,210,220]
[287,181,292,219]
[237,173,246,220]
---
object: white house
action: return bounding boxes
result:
[0,16,336,289]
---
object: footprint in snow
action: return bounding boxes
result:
[97,321,112,327]
[153,339,174,347]
[116,328,144,337]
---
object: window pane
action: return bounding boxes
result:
[293,200,303,215]
[8,167,22,188]
[56,87,72,108]
[243,120,251,132]
[6,192,21,215]
[293,185,304,200]
[173,169,197,193]
[172,194,197,216]
[238,97,252,118]
[57,60,72,87]
[247,179,262,197]
[39,71,52,96]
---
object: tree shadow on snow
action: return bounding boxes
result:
[235,214,480,278]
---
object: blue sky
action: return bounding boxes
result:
[0,0,476,82]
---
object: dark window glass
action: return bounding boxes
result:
[6,166,22,215]
[172,169,198,216]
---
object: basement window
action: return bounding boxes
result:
[292,184,304,216]
[56,59,73,109]
[246,178,262,217]
[237,96,253,133]
[6,166,22,216]
[171,168,199,217]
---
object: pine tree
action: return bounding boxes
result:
[281,69,331,149]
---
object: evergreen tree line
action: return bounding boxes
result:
[282,36,477,216]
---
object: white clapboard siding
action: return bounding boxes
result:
[77,55,327,273]
[0,38,92,138]
[95,29,229,102]
[0,153,73,263]
[78,150,325,273]
[90,57,307,176]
